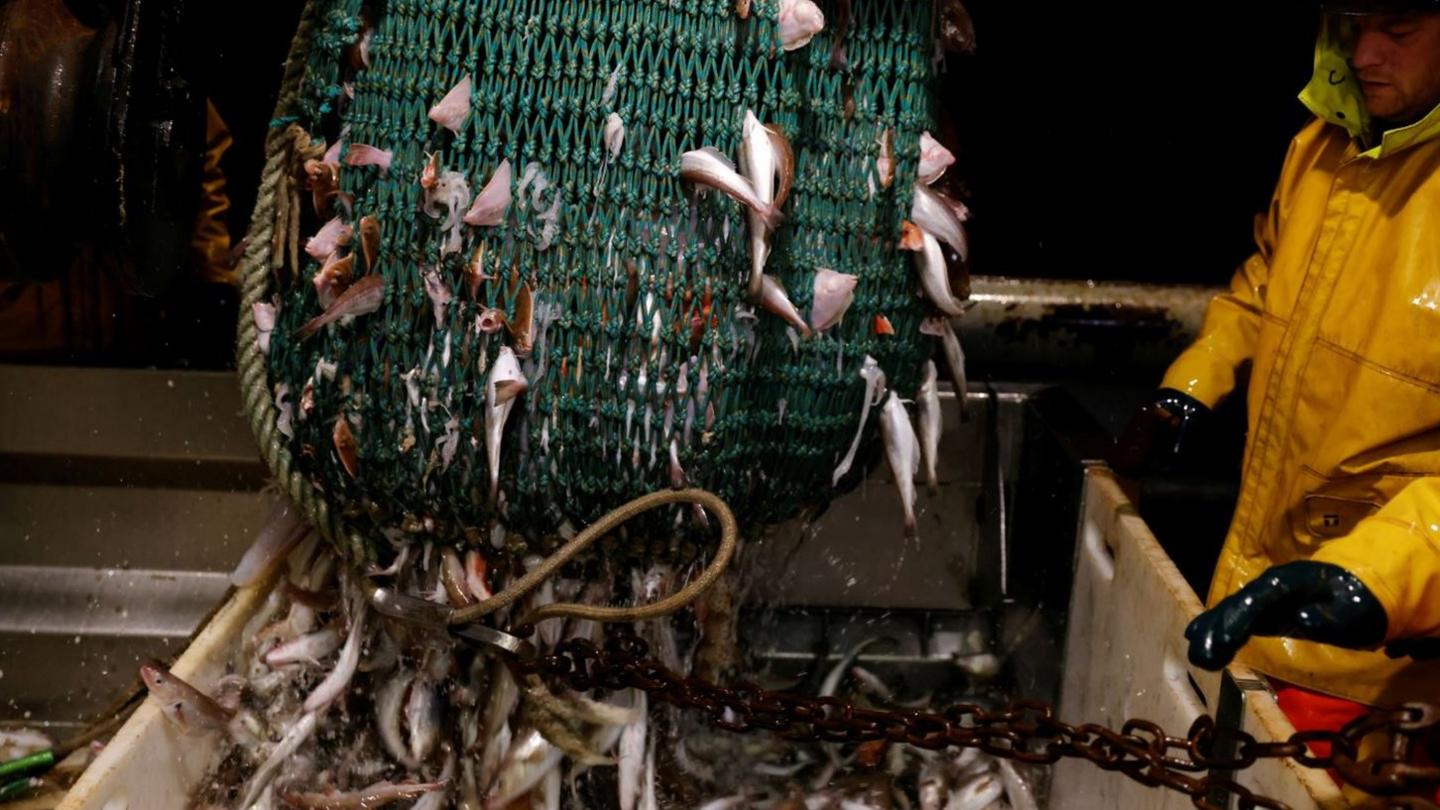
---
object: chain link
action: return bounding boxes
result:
[514,630,1440,810]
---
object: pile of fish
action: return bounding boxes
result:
[114,488,1042,810]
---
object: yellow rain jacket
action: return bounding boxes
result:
[1161,20,1440,706]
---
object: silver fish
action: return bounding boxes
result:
[913,230,966,316]
[639,732,658,810]
[412,754,457,810]
[376,670,419,768]
[231,494,307,587]
[540,763,561,810]
[950,746,990,779]
[917,360,941,492]
[921,316,967,419]
[680,147,781,231]
[263,625,341,667]
[819,637,889,698]
[295,275,385,339]
[698,797,749,810]
[911,186,970,262]
[945,774,1003,810]
[479,663,519,791]
[406,676,441,765]
[850,665,895,702]
[303,591,366,713]
[741,111,774,297]
[478,722,511,796]
[878,391,920,537]
[138,661,231,736]
[617,690,647,810]
[995,759,1038,810]
[281,778,449,809]
[758,274,812,337]
[239,711,317,809]
[833,356,886,485]
[919,758,947,810]
[485,727,562,810]
[485,346,528,504]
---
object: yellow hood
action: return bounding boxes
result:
[1299,15,1440,157]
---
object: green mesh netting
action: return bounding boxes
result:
[256,0,935,556]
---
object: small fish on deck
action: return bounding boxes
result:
[138,660,232,736]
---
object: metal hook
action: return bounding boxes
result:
[366,583,537,661]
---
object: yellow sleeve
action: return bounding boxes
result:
[190,99,236,286]
[1160,253,1268,408]
[1159,211,1275,409]
[1158,126,1314,409]
[1310,477,1440,642]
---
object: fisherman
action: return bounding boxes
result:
[1116,0,1440,795]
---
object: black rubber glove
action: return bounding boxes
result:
[1185,561,1387,671]
[1110,388,1210,475]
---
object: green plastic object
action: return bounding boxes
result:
[0,749,54,782]
[259,0,937,557]
[0,776,34,802]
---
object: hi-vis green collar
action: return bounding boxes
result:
[1299,14,1440,158]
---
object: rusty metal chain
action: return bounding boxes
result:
[514,629,1440,810]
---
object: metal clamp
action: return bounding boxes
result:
[366,583,536,661]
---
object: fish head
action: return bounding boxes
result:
[138,660,169,692]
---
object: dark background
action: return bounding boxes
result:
[199,3,307,253]
[939,2,1318,283]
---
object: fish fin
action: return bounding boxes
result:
[493,379,529,403]
[696,146,737,172]
[294,316,324,339]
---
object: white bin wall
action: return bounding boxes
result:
[1052,468,1345,810]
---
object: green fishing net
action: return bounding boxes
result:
[250,0,938,559]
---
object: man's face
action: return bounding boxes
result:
[1351,12,1440,124]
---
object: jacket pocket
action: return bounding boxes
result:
[1287,467,1403,544]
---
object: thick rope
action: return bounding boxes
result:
[449,488,739,629]
[236,1,373,566]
